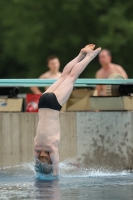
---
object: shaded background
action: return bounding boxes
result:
[0,0,133,80]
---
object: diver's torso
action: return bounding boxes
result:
[34,108,60,151]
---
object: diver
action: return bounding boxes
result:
[34,44,101,176]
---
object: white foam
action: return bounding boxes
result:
[59,161,131,178]
[0,161,132,179]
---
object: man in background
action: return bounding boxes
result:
[95,49,128,96]
[30,55,61,94]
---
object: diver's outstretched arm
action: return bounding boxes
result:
[50,148,59,176]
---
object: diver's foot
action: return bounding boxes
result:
[87,47,101,60]
[81,44,95,55]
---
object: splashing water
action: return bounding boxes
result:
[0,161,133,200]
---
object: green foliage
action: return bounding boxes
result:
[0,0,133,79]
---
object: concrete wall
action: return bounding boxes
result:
[0,113,37,168]
[76,112,133,170]
[0,112,133,170]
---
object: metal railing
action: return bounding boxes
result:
[0,79,132,87]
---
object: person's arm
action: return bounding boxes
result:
[30,73,47,94]
[50,148,59,176]
[116,65,128,79]
[30,87,42,94]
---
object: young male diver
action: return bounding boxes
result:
[34,44,101,176]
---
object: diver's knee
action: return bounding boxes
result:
[68,71,78,82]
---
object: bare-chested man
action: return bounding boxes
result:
[34,44,101,176]
[95,49,128,96]
[30,55,61,94]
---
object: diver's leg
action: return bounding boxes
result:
[54,47,101,105]
[44,45,95,93]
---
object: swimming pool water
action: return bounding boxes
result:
[0,162,133,200]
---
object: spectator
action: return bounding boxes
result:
[30,55,61,94]
[95,49,128,96]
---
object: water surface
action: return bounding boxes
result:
[0,162,133,200]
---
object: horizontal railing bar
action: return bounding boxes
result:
[0,79,132,87]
